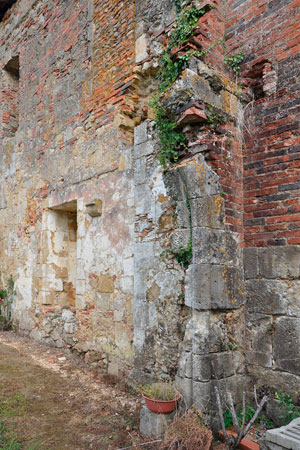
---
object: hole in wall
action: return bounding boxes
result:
[244,60,277,100]
[0,0,17,21]
[48,200,77,307]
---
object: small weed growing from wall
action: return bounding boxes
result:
[151,97,187,167]
[206,105,228,128]
[224,51,244,75]
[170,237,192,269]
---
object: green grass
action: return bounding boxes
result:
[0,421,23,450]
[0,396,41,450]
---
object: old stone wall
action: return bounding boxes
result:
[0,0,300,421]
[0,0,136,376]
[225,0,300,398]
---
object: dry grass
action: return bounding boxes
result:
[0,332,144,450]
[159,410,213,450]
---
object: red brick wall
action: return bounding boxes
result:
[225,0,300,247]
[83,0,136,135]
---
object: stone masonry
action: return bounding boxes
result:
[0,0,300,424]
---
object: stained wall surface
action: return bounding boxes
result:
[0,0,300,415]
[0,0,137,375]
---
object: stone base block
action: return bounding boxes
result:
[264,417,300,449]
[140,406,175,438]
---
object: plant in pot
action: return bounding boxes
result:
[140,382,181,414]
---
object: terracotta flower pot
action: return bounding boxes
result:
[142,392,181,414]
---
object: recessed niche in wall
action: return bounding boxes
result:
[48,200,77,306]
[244,60,277,100]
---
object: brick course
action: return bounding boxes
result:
[225,0,300,247]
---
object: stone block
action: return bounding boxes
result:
[163,169,187,203]
[140,406,175,438]
[190,195,224,229]
[193,380,212,411]
[266,398,287,428]
[134,242,155,271]
[178,154,220,199]
[134,157,147,185]
[174,376,194,408]
[185,264,210,310]
[209,312,228,353]
[185,264,244,310]
[182,311,210,355]
[265,417,300,449]
[244,247,258,279]
[98,275,114,293]
[177,352,192,379]
[179,352,243,383]
[135,34,148,63]
[162,69,223,116]
[245,280,287,315]
[176,352,213,382]
[134,141,154,159]
[258,246,300,280]
[247,366,300,404]
[193,354,211,382]
[274,317,300,375]
[134,121,149,146]
[245,313,272,368]
[192,228,240,266]
[135,184,153,216]
[175,200,190,229]
[210,266,244,308]
[212,374,246,407]
[210,351,244,379]
[246,279,300,317]
[85,199,102,217]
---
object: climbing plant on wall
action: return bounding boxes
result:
[153,4,225,167]
[158,7,212,92]
[151,97,187,167]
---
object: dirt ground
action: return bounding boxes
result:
[0,331,149,450]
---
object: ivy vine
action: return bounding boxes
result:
[224,51,244,75]
[158,7,212,92]
[151,97,187,167]
[153,5,225,166]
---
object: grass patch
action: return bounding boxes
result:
[0,394,41,450]
[0,420,40,450]
[0,394,28,419]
